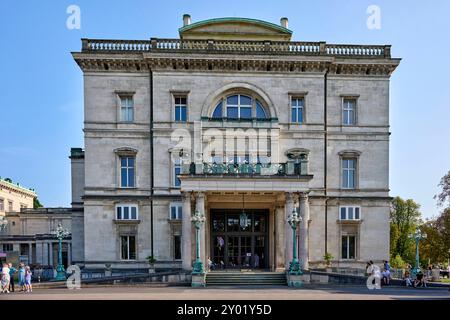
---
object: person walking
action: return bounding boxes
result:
[24,266,32,293]
[1,263,10,293]
[18,263,26,292]
[8,263,17,292]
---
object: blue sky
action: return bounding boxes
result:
[1,0,449,219]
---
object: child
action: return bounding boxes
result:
[1,263,10,293]
[25,266,32,293]
[404,270,413,287]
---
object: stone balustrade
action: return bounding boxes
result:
[81,38,391,58]
[181,162,309,176]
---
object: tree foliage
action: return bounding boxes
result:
[390,197,421,264]
[435,171,450,209]
[33,197,43,209]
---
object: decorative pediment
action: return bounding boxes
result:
[179,17,292,41]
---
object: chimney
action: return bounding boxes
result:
[280,17,288,29]
[183,14,191,27]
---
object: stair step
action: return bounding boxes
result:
[205,272,287,286]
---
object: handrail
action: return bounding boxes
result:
[81,38,391,58]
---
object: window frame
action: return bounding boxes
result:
[2,243,13,252]
[170,202,183,220]
[211,93,270,120]
[115,204,139,221]
[342,97,357,126]
[290,97,305,124]
[120,235,137,260]
[8,200,13,212]
[119,155,136,188]
[172,157,182,188]
[341,157,357,190]
[0,198,4,212]
[173,235,182,260]
[118,94,135,123]
[339,206,361,221]
[173,95,188,122]
[341,235,357,260]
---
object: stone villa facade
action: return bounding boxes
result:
[71,15,400,272]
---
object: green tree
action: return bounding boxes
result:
[390,197,421,264]
[33,197,43,209]
[435,171,450,209]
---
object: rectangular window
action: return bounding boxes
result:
[116,204,139,220]
[120,156,135,188]
[2,244,13,252]
[340,207,361,220]
[342,235,356,260]
[0,199,4,212]
[120,96,134,122]
[342,158,356,189]
[343,99,356,125]
[170,203,183,220]
[291,98,304,123]
[174,235,181,260]
[120,235,136,260]
[173,158,181,187]
[174,96,187,122]
[8,201,13,212]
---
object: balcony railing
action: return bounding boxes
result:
[81,38,391,58]
[181,162,309,176]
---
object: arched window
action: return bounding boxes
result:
[211,94,269,120]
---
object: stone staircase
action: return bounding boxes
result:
[205,271,287,286]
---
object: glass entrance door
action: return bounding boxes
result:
[210,209,269,270]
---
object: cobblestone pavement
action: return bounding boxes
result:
[1,284,449,300]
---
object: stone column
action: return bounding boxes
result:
[275,206,285,271]
[49,242,53,267]
[42,241,49,265]
[28,242,33,264]
[299,192,310,270]
[195,192,206,266]
[285,193,294,269]
[35,242,43,265]
[182,192,192,271]
[68,242,72,266]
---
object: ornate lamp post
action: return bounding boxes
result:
[52,224,70,281]
[287,208,302,275]
[409,228,427,277]
[191,210,206,275]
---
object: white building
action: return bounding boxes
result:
[71,16,400,273]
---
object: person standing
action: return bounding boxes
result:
[8,263,17,292]
[1,263,10,293]
[24,266,32,293]
[18,263,26,292]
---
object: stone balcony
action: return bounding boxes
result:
[81,38,391,58]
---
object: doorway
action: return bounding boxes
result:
[210,209,269,270]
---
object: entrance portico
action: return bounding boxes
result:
[180,175,312,272]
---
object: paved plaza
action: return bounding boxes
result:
[1,285,449,300]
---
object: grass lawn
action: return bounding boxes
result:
[440,278,450,283]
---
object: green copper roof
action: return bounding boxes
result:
[0,178,36,195]
[179,17,293,35]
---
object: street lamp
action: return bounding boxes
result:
[191,210,206,275]
[409,228,427,277]
[52,224,70,281]
[287,208,302,275]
